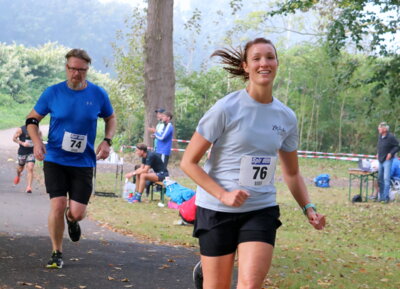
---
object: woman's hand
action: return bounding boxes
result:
[219,190,250,207]
[306,211,326,230]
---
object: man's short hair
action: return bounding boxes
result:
[136,143,148,152]
[163,111,173,120]
[379,122,389,130]
[155,108,165,113]
[65,49,92,65]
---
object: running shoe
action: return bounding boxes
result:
[13,176,20,185]
[65,208,81,242]
[193,260,203,289]
[46,250,63,269]
[128,192,142,203]
[26,187,32,194]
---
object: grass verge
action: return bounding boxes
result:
[88,158,400,288]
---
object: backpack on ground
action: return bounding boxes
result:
[352,194,362,203]
[314,174,330,188]
[179,195,196,224]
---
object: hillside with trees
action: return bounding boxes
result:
[0,0,398,155]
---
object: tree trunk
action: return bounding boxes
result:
[144,0,175,146]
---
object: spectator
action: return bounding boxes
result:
[377,122,399,203]
[125,143,169,203]
[149,111,174,168]
[151,108,166,151]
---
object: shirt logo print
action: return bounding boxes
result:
[272,125,286,136]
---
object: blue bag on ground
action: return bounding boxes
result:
[314,174,330,188]
[164,181,195,205]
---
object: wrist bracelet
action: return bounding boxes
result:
[302,203,316,215]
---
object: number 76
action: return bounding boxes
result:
[253,166,268,180]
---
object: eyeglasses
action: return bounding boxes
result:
[66,64,88,73]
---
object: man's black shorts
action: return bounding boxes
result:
[193,205,282,257]
[43,161,94,205]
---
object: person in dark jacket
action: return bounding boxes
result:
[377,122,399,203]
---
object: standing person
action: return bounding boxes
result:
[377,122,399,203]
[180,38,326,289]
[124,143,169,203]
[26,48,117,269]
[149,111,174,168]
[12,125,42,193]
[151,108,166,151]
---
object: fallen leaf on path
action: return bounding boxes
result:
[79,286,87,289]
[121,278,129,282]
[17,281,33,286]
[107,276,115,281]
[158,264,170,269]
[380,278,389,282]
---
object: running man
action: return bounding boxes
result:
[26,48,117,269]
[12,125,41,193]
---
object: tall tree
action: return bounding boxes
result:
[144,0,175,146]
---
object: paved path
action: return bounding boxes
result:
[0,127,199,289]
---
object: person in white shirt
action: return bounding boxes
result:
[181,38,326,289]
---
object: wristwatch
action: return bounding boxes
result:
[103,138,113,146]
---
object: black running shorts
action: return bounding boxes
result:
[43,161,94,205]
[193,205,282,257]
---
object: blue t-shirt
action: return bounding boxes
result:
[155,122,174,156]
[34,81,114,167]
[196,89,298,213]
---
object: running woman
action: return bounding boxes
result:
[181,38,326,289]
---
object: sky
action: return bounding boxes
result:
[98,0,192,10]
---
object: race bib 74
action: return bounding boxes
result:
[61,131,87,153]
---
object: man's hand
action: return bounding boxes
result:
[148,127,156,134]
[96,141,111,160]
[125,172,136,179]
[33,142,46,161]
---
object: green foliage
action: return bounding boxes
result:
[267,0,400,139]
[274,43,387,153]
[175,67,243,141]
[110,8,147,146]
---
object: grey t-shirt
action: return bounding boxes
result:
[196,89,298,213]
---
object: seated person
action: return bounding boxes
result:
[125,143,168,203]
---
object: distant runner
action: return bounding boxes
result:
[12,125,41,194]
